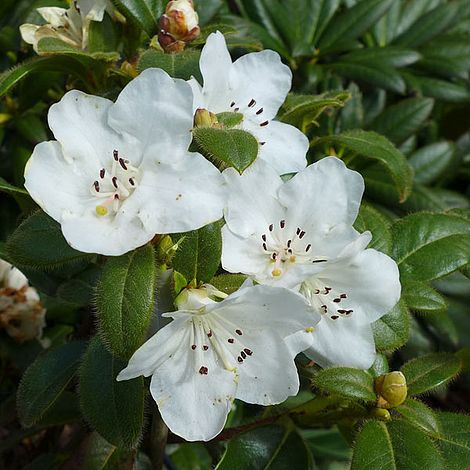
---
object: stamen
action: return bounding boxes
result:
[119,158,127,170]
[129,178,135,186]
[272,268,282,277]
[340,294,347,299]
[248,99,256,107]
[112,177,118,188]
[199,366,208,375]
[95,205,108,216]
[228,338,234,344]
[207,330,213,338]
[330,315,339,320]
[287,239,292,248]
[260,141,266,145]
[191,344,196,350]
[235,329,243,336]
[280,220,285,228]
[100,169,105,179]
[93,181,100,192]
[333,298,341,303]
[306,244,311,252]
[260,120,269,127]
[256,108,264,115]
[230,101,235,107]
[262,234,266,242]
[241,351,247,359]
[234,107,240,112]
[113,150,118,161]
[269,224,274,231]
[262,242,268,251]
[272,253,277,260]
[299,231,306,239]
[203,345,209,351]
[237,356,243,363]
[244,348,252,356]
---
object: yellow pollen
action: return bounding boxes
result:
[305,326,315,333]
[272,268,282,277]
[289,255,296,263]
[95,205,108,216]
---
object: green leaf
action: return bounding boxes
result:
[79,337,145,449]
[138,48,201,80]
[0,176,28,195]
[317,0,394,52]
[192,127,259,173]
[328,62,406,94]
[96,245,156,359]
[408,142,456,185]
[314,367,376,402]
[456,347,470,372]
[372,301,410,351]
[172,221,222,283]
[354,202,392,255]
[6,210,95,271]
[434,411,470,470]
[88,13,120,53]
[216,425,314,470]
[396,398,440,434]
[351,420,445,470]
[392,212,470,282]
[402,281,447,313]
[342,47,421,68]
[369,97,434,145]
[313,130,413,202]
[70,432,117,470]
[393,3,459,48]
[210,273,247,295]
[17,341,86,427]
[112,0,164,37]
[401,352,462,396]
[420,37,470,75]
[278,91,350,130]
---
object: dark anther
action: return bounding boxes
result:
[280,220,286,228]
[333,298,341,303]
[256,108,264,115]
[244,348,252,356]
[236,329,243,335]
[237,357,243,363]
[312,259,327,263]
[199,366,208,375]
[314,289,320,294]
[263,242,268,251]
[119,158,127,170]
[299,231,305,239]
[93,181,100,192]
[228,338,234,344]
[262,234,266,242]
[207,330,213,338]
[114,194,119,200]
[269,224,274,231]
[100,169,105,179]
[203,345,208,351]
[306,244,311,252]
[260,141,266,145]
[287,240,292,248]
[248,99,256,107]
[112,176,118,188]
[191,344,196,350]
[330,315,339,320]
[260,120,269,126]
[340,294,347,298]
[234,107,240,112]
[230,101,235,107]
[272,253,277,260]
[113,150,118,161]
[241,351,247,359]
[129,178,135,186]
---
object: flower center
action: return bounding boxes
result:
[189,314,253,376]
[229,98,269,144]
[90,149,139,217]
[300,280,353,321]
[261,219,326,277]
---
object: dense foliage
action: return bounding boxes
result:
[0,0,469,469]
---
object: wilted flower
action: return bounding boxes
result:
[0,260,46,343]
[158,0,200,53]
[188,32,309,174]
[19,0,113,51]
[221,157,401,369]
[24,68,225,256]
[117,283,318,441]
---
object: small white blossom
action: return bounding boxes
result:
[24,68,226,256]
[0,259,46,343]
[117,284,318,441]
[188,32,308,175]
[221,157,401,369]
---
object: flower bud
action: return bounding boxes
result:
[194,108,219,128]
[369,407,391,421]
[158,0,200,53]
[375,371,407,409]
[175,284,227,311]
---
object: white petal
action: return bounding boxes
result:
[77,0,108,21]
[129,152,225,234]
[48,90,130,168]
[24,141,92,222]
[244,120,308,174]
[223,159,285,238]
[37,7,67,27]
[314,248,401,325]
[302,319,376,369]
[19,24,39,46]
[229,50,292,120]
[188,76,205,111]
[108,68,194,164]
[278,157,365,231]
[199,31,233,112]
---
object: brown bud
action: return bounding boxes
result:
[375,371,407,409]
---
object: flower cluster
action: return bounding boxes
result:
[23,32,401,441]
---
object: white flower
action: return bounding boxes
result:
[221,157,401,369]
[188,32,308,175]
[24,68,225,256]
[19,1,112,51]
[117,283,319,441]
[0,259,46,343]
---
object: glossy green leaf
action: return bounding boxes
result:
[408,141,456,185]
[354,202,392,255]
[396,398,440,434]
[192,127,259,173]
[373,301,410,351]
[342,47,421,68]
[313,130,413,202]
[402,281,447,313]
[0,176,28,195]
[88,13,120,54]
[172,221,222,283]
[420,37,470,75]
[6,210,95,270]
[17,341,86,427]
[96,245,156,359]
[351,420,445,470]
[138,48,201,80]
[434,411,470,470]
[317,0,394,51]
[210,273,247,295]
[369,97,434,145]
[392,212,470,282]
[216,425,314,470]
[314,367,376,402]
[278,91,349,130]
[401,352,462,395]
[79,337,145,449]
[113,0,164,37]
